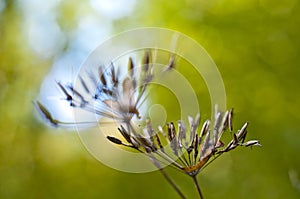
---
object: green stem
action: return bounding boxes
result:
[149,153,186,199]
[158,168,187,199]
[128,122,186,199]
[192,176,204,199]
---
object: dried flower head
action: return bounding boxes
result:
[106,105,261,198]
[35,51,161,127]
[107,107,261,177]
[35,50,261,199]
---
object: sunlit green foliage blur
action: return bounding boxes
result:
[1,0,300,198]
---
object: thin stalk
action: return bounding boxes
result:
[192,176,204,199]
[149,154,186,199]
[158,167,187,199]
[128,122,186,199]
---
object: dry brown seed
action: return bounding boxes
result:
[34,101,59,126]
[220,110,229,133]
[168,122,178,155]
[177,121,186,148]
[143,51,150,72]
[98,67,107,86]
[118,126,132,144]
[155,134,164,152]
[67,85,87,106]
[200,130,212,157]
[128,57,134,78]
[102,88,114,96]
[244,140,262,147]
[228,108,234,132]
[188,114,200,143]
[79,76,90,94]
[214,112,222,131]
[167,54,176,70]
[167,122,176,141]
[193,134,199,161]
[136,134,153,152]
[110,63,118,86]
[56,81,72,101]
[199,120,210,143]
[237,122,248,141]
[107,136,123,145]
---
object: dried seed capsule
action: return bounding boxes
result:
[177,120,187,148]
[34,101,59,126]
[107,136,123,145]
[243,140,262,147]
[56,81,72,101]
[228,108,234,132]
[98,67,107,86]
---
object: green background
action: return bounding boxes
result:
[1,0,300,198]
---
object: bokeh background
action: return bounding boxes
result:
[1,0,300,198]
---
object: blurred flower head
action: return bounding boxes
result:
[35,50,172,126]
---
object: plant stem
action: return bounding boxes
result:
[192,176,204,199]
[158,168,187,199]
[127,122,186,198]
[150,154,186,199]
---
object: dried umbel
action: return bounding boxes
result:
[107,107,261,198]
[103,100,261,176]
[35,50,260,199]
[35,51,158,126]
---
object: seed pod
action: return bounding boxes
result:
[228,108,234,132]
[167,54,176,70]
[143,50,150,72]
[177,120,187,148]
[98,67,107,86]
[79,76,90,94]
[237,122,249,141]
[199,120,210,144]
[56,81,72,101]
[107,136,123,145]
[244,140,262,147]
[168,122,178,156]
[34,101,59,126]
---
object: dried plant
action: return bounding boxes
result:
[35,50,261,199]
[35,51,154,126]
[107,107,261,198]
